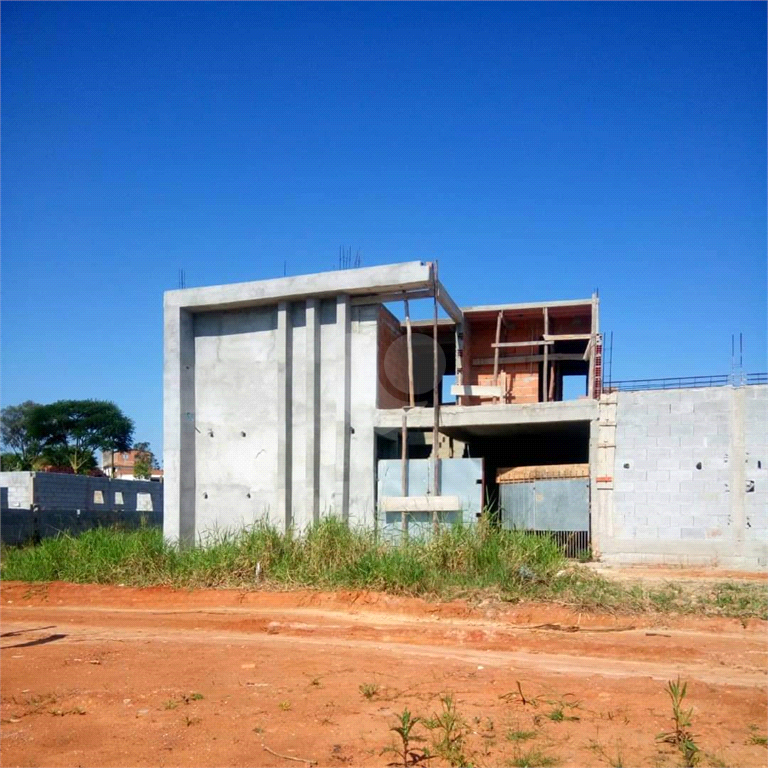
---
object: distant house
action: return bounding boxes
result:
[101,450,163,481]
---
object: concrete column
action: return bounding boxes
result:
[730,385,746,547]
[163,305,196,545]
[305,298,321,524]
[335,294,351,520]
[276,301,293,532]
[590,392,617,557]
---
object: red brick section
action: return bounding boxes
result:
[463,308,593,404]
[593,334,603,398]
[377,305,409,408]
[464,315,543,404]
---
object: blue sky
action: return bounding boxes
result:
[2,2,766,462]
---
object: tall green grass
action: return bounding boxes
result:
[0,517,564,595]
[1,518,765,618]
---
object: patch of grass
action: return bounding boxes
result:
[509,747,559,767]
[589,738,625,767]
[544,695,580,723]
[278,700,292,711]
[506,729,538,743]
[747,735,768,747]
[164,699,178,710]
[359,682,380,700]
[2,519,765,619]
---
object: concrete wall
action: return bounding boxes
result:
[167,297,381,541]
[0,472,163,544]
[165,262,435,544]
[594,385,767,570]
[0,472,34,510]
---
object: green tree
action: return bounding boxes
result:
[132,441,156,479]
[1,452,24,471]
[28,400,134,475]
[0,401,44,469]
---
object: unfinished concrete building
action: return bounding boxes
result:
[164,261,767,569]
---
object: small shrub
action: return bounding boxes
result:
[423,694,471,767]
[359,682,380,700]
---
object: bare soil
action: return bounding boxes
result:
[1,580,766,768]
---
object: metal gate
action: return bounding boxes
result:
[498,464,590,556]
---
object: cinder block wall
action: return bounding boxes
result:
[29,473,163,514]
[599,385,767,569]
[0,472,34,510]
[0,472,163,544]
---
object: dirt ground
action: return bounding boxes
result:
[1,579,766,768]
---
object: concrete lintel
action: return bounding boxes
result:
[380,495,461,512]
[375,399,598,432]
[165,261,432,312]
[462,298,594,314]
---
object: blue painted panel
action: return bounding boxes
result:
[377,458,483,540]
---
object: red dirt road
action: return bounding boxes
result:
[1,582,766,767]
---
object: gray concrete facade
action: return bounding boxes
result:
[164,262,435,543]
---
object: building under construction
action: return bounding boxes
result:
[164,261,767,569]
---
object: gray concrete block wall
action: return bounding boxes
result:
[601,385,767,570]
[0,472,163,544]
[1,472,33,510]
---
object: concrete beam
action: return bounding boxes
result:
[165,261,432,312]
[463,298,594,314]
[350,288,433,306]
[375,399,598,432]
[435,280,463,325]
[380,495,461,512]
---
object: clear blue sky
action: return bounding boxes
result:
[2,2,766,463]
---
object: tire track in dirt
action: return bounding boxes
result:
[2,610,765,688]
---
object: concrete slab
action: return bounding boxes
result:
[375,400,598,438]
[165,261,433,312]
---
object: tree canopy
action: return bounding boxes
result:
[0,401,44,469]
[132,441,158,479]
[27,400,134,475]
